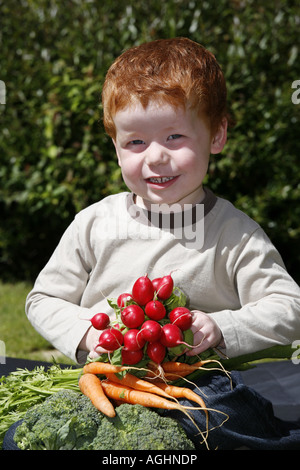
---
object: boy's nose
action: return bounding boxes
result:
[145,142,169,166]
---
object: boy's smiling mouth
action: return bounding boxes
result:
[146,176,178,184]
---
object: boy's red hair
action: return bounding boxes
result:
[102,37,231,139]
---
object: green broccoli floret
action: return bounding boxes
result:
[13,390,195,450]
[14,390,103,450]
[90,404,195,450]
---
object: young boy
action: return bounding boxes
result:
[26,38,300,449]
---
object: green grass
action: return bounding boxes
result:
[0,281,73,364]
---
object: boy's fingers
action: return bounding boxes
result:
[186,334,211,356]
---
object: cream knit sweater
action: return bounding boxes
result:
[25,189,300,363]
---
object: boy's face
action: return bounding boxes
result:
[113,100,226,210]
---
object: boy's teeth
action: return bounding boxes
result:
[148,176,174,183]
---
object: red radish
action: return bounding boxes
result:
[169,307,193,331]
[156,274,174,300]
[97,327,124,351]
[123,329,146,351]
[152,277,162,292]
[160,323,184,348]
[139,320,162,342]
[121,304,145,328]
[145,300,166,321]
[132,274,155,306]
[90,312,110,330]
[160,323,199,350]
[146,341,166,364]
[117,293,133,308]
[114,323,125,331]
[122,348,144,365]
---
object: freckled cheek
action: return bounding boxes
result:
[120,161,143,183]
[176,152,208,175]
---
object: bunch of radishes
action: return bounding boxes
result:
[87,273,194,365]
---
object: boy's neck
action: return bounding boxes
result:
[134,186,206,212]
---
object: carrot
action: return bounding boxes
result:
[165,359,232,384]
[162,360,210,373]
[78,373,116,417]
[101,379,184,411]
[146,359,230,382]
[83,361,128,375]
[154,382,209,427]
[145,360,206,380]
[146,369,191,382]
[105,372,172,399]
[101,380,212,450]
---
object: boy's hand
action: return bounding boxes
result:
[81,310,225,359]
[79,325,109,359]
[187,310,225,356]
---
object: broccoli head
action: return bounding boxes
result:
[91,403,195,450]
[14,390,195,450]
[14,390,103,450]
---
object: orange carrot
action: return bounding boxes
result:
[78,373,116,417]
[164,359,231,383]
[83,361,128,375]
[145,360,205,380]
[105,372,172,399]
[101,379,183,411]
[146,369,191,382]
[84,359,212,378]
[154,382,209,426]
[162,360,209,373]
[146,359,225,382]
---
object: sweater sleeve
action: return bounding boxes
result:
[210,228,300,358]
[25,216,97,363]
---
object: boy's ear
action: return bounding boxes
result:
[210,118,227,154]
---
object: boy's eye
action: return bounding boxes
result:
[129,139,145,145]
[168,134,182,141]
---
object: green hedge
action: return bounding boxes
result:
[1,0,299,283]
